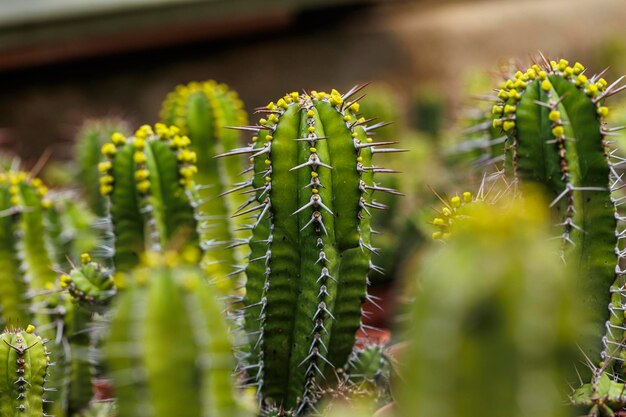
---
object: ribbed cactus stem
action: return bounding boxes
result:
[0,325,50,417]
[100,124,198,271]
[219,86,401,414]
[489,58,625,376]
[400,199,580,417]
[104,255,244,417]
[160,80,249,292]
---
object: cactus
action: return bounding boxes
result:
[399,198,580,417]
[486,57,626,380]
[160,80,249,292]
[104,254,246,417]
[0,325,51,417]
[75,118,130,217]
[99,124,198,271]
[219,87,401,414]
[344,344,392,405]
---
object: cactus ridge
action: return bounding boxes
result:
[0,325,50,417]
[219,86,401,414]
[160,80,250,292]
[104,255,243,417]
[100,124,198,271]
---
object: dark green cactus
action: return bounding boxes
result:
[104,255,247,417]
[400,198,580,417]
[220,87,401,414]
[0,325,51,417]
[75,118,130,217]
[486,58,626,382]
[100,124,198,271]
[160,80,249,294]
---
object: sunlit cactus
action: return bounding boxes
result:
[219,86,402,415]
[399,198,580,417]
[104,253,248,417]
[0,325,51,417]
[160,80,249,293]
[74,118,130,217]
[99,124,198,271]
[484,57,626,382]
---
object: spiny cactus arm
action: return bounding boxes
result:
[0,325,50,417]
[101,125,197,269]
[101,139,145,270]
[0,186,29,327]
[161,81,249,284]
[64,302,94,414]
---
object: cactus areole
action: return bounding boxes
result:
[219,87,402,414]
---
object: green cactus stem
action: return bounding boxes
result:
[400,199,580,417]
[0,325,51,417]
[60,253,115,308]
[104,254,246,417]
[487,57,626,379]
[75,118,130,217]
[100,124,198,271]
[219,86,402,414]
[160,80,249,294]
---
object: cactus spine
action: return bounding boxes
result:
[160,81,249,291]
[220,86,400,414]
[488,58,626,378]
[104,255,244,417]
[100,124,198,271]
[0,325,51,417]
[400,199,579,417]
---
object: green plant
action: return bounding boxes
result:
[160,80,249,293]
[104,254,247,417]
[99,124,198,271]
[0,325,51,417]
[219,87,400,414]
[400,198,580,417]
[75,118,130,217]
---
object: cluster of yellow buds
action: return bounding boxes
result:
[431,192,473,240]
[0,171,51,208]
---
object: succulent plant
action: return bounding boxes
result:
[104,254,247,417]
[74,118,130,217]
[0,325,51,417]
[160,80,249,293]
[220,86,401,414]
[400,198,580,417]
[99,124,198,271]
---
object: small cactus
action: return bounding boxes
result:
[399,198,580,417]
[0,325,51,417]
[99,124,198,271]
[74,118,130,217]
[160,80,249,292]
[104,254,246,417]
[60,253,115,308]
[220,86,401,414]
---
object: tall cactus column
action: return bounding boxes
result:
[161,81,249,292]
[220,87,401,414]
[489,58,626,382]
[100,124,198,271]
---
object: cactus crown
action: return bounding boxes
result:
[100,124,198,270]
[220,86,401,414]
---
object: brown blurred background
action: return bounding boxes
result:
[0,0,625,164]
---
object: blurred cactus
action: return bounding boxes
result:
[75,119,130,217]
[99,124,198,271]
[412,88,444,138]
[399,198,580,417]
[160,80,249,292]
[219,86,401,414]
[0,325,51,417]
[483,57,626,382]
[104,255,247,417]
